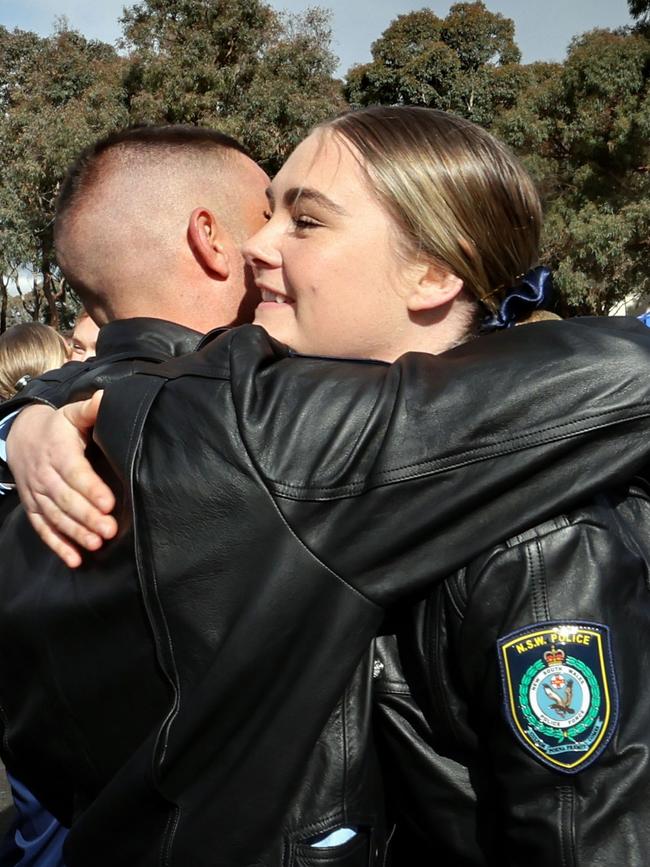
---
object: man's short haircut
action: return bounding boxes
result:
[54,124,251,244]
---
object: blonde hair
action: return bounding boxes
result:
[321,107,543,321]
[0,323,69,400]
[516,310,561,324]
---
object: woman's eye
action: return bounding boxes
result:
[292,215,320,230]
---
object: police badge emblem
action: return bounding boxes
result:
[497,622,618,773]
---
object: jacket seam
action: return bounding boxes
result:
[430,589,464,744]
[227,347,383,612]
[372,682,410,696]
[126,383,183,865]
[341,679,349,824]
[527,539,550,622]
[557,785,576,867]
[268,405,650,498]
[444,568,467,619]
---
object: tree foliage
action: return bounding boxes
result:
[120,0,343,171]
[345,3,524,126]
[630,0,650,36]
[346,3,649,316]
[629,0,650,22]
[0,23,128,329]
[496,28,650,315]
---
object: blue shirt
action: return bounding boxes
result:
[3,774,67,866]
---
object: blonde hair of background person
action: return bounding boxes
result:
[0,323,69,401]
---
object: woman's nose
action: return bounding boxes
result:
[242,221,282,269]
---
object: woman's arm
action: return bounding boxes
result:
[4,397,116,566]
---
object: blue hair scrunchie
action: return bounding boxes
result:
[481,265,553,332]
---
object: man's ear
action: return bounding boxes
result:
[188,207,231,279]
[406,263,464,313]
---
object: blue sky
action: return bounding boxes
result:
[0,0,635,77]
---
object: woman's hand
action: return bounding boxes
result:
[5,392,118,568]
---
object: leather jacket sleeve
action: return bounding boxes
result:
[216,319,650,605]
[0,318,203,485]
[374,483,650,866]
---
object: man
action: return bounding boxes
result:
[2,124,650,866]
[0,123,271,866]
[69,311,99,362]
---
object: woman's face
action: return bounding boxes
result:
[243,130,421,361]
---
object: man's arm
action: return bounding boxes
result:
[0,318,204,557]
[374,487,650,865]
[74,316,650,864]
[453,501,650,864]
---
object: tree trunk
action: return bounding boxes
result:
[41,244,60,330]
[0,279,7,334]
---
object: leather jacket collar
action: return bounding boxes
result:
[95,318,203,362]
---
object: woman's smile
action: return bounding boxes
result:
[258,287,294,305]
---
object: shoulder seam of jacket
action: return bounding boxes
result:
[267,404,650,499]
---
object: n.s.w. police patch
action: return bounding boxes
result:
[497,621,618,773]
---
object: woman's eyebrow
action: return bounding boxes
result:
[284,187,348,216]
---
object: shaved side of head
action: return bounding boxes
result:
[54,126,260,325]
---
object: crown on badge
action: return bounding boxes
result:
[544,646,565,666]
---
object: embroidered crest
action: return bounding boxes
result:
[497,622,618,773]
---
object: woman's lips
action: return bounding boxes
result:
[258,287,294,305]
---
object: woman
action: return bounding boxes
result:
[244,107,648,864]
[3,108,650,866]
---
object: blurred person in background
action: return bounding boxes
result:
[69,311,98,362]
[0,321,69,505]
[0,323,68,402]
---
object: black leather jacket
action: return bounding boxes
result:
[1,317,650,866]
[374,480,650,866]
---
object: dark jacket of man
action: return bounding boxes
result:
[1,317,650,866]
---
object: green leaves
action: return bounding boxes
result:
[441,2,521,71]
[344,2,522,126]
[544,201,650,315]
[0,24,128,328]
[495,27,650,315]
[118,1,342,171]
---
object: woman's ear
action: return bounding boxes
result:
[187,207,231,279]
[406,264,464,313]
